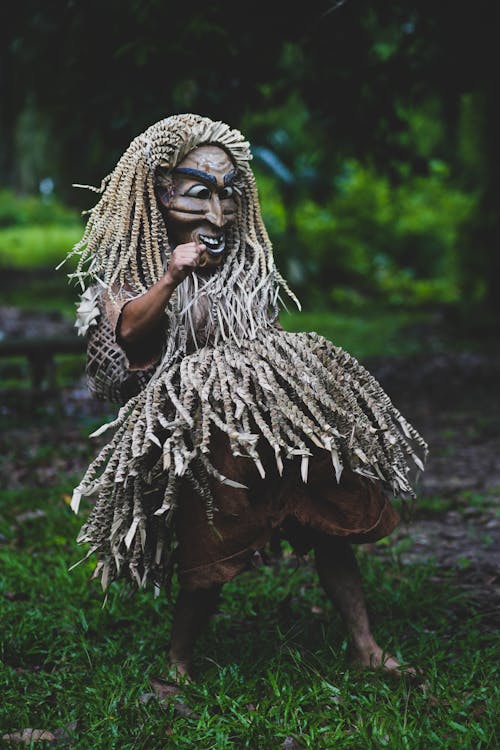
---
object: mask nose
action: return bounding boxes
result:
[206,195,224,228]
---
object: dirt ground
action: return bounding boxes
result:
[368,351,500,629]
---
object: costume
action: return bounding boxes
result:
[66,114,427,592]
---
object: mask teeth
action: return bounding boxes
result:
[200,234,225,255]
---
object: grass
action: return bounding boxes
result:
[1,444,498,748]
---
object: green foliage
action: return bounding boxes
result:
[0,190,82,270]
[280,309,429,359]
[240,91,479,312]
[0,189,81,228]
[300,160,474,304]
[261,156,476,309]
[252,169,287,239]
[0,224,82,269]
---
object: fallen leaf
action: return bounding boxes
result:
[2,728,56,744]
[150,678,199,719]
[282,737,302,749]
[150,678,182,700]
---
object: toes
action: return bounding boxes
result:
[169,663,193,684]
[348,647,421,680]
[380,658,425,682]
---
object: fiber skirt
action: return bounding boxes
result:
[72,329,422,592]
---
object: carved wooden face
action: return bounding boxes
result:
[160,145,237,268]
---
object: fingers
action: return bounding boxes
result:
[167,241,206,283]
[173,241,205,266]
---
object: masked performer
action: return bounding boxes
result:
[67,114,427,680]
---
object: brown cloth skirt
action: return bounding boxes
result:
[175,434,399,590]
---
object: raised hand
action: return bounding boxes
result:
[166,241,207,285]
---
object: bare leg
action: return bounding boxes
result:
[168,584,222,681]
[314,535,407,675]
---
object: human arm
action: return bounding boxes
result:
[118,240,205,347]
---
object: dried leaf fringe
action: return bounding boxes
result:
[72,328,427,591]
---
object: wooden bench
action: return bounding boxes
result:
[0,335,86,390]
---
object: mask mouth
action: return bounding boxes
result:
[198,233,225,256]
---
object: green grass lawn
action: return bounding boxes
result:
[1,466,498,749]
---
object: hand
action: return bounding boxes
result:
[165,241,206,285]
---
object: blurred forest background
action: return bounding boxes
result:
[1,0,499,357]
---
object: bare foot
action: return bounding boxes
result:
[167,656,193,684]
[349,643,418,679]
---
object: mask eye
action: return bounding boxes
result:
[220,186,234,199]
[184,184,211,199]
